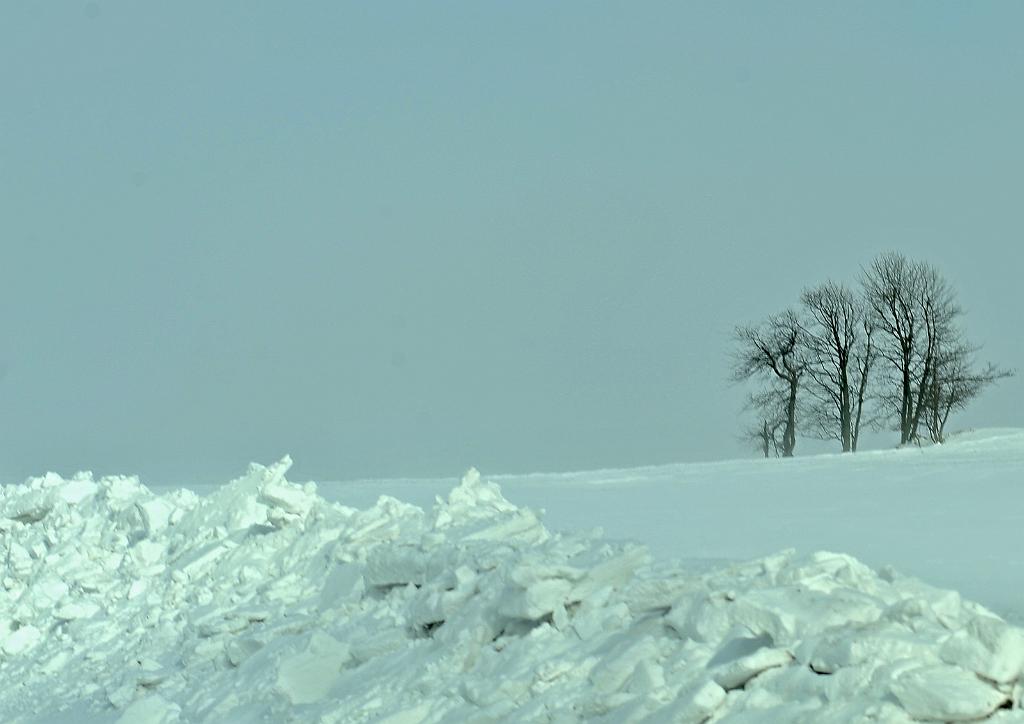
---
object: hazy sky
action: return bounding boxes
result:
[2,2,1022,485]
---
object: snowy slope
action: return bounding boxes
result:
[0,432,1021,722]
[331,429,1024,625]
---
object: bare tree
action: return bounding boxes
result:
[732,310,809,457]
[849,318,877,452]
[861,252,960,445]
[732,253,1007,455]
[799,281,867,452]
[742,388,787,458]
[923,336,1014,443]
[908,263,960,441]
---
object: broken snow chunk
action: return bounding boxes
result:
[711,643,793,690]
[343,496,426,546]
[886,575,965,629]
[106,681,137,710]
[499,578,573,620]
[940,613,1024,684]
[5,491,52,524]
[136,498,174,536]
[569,545,649,603]
[3,624,42,655]
[174,541,230,580]
[509,562,584,588]
[890,665,1009,721]
[132,539,167,567]
[128,579,149,599]
[225,637,263,667]
[433,468,517,527]
[318,563,362,610]
[716,591,801,645]
[572,597,632,640]
[7,542,34,578]
[259,477,317,519]
[589,637,663,697]
[54,601,102,621]
[30,576,69,608]
[181,459,292,533]
[807,623,942,674]
[40,650,72,676]
[58,477,99,505]
[665,591,734,644]
[364,547,421,588]
[461,673,533,708]
[115,694,182,724]
[708,632,774,668]
[622,571,701,615]
[461,507,549,544]
[652,679,727,723]
[372,702,434,724]
[774,551,877,593]
[350,628,409,664]
[102,475,147,509]
[275,631,352,705]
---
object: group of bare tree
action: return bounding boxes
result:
[732,252,1012,457]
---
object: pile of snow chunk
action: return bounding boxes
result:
[0,461,1022,723]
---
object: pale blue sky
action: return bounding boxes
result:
[1,2,1021,485]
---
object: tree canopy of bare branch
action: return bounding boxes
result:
[731,252,1011,457]
[799,281,874,452]
[732,309,809,457]
[861,252,960,444]
[922,338,1014,443]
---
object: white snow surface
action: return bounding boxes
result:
[331,428,1024,626]
[1,432,1023,722]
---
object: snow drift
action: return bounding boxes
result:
[1,458,1023,722]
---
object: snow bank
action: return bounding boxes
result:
[2,461,1023,722]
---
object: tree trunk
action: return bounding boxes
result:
[900,364,913,445]
[908,360,932,444]
[938,402,953,444]
[928,376,942,443]
[839,367,852,453]
[783,380,798,457]
[851,328,873,454]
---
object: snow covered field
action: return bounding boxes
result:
[1,430,1022,721]
[332,428,1024,627]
